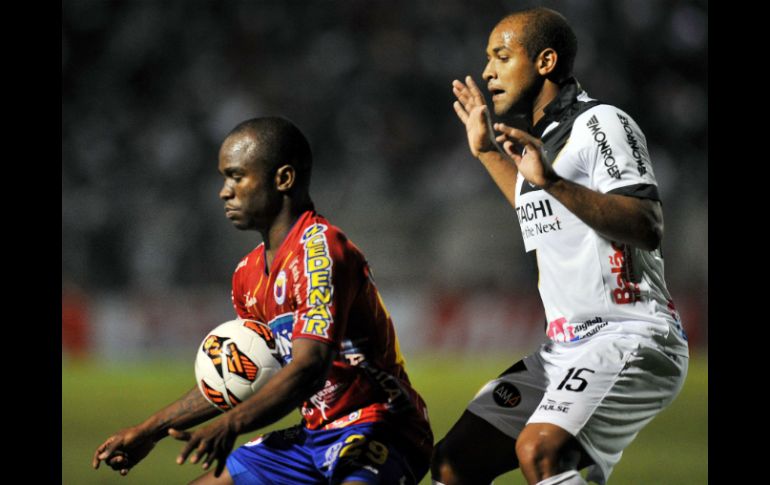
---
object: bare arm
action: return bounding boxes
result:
[495,123,663,250]
[452,76,520,208]
[140,385,221,441]
[169,338,333,477]
[92,385,220,475]
[544,178,663,250]
[217,337,331,434]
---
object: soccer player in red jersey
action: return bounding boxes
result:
[92,117,433,484]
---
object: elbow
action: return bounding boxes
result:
[289,340,334,399]
[293,351,333,395]
[638,200,664,251]
[640,218,663,251]
[302,359,331,394]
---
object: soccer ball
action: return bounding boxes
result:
[195,318,282,411]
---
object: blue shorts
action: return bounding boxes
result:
[225,422,427,484]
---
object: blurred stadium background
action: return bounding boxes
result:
[62,0,707,483]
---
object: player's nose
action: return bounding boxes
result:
[220,182,234,200]
[482,60,495,82]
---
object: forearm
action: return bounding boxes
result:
[478,150,519,208]
[225,357,326,435]
[141,386,220,442]
[545,177,663,250]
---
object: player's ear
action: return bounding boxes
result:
[537,48,558,76]
[275,164,296,192]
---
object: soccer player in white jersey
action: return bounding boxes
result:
[431,7,689,485]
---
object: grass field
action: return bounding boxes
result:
[63,352,707,484]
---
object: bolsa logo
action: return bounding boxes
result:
[274,270,287,305]
[586,115,620,179]
[492,382,522,408]
[609,241,641,304]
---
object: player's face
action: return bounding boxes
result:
[218,134,281,231]
[482,21,541,116]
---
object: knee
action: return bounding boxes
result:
[430,439,454,482]
[431,439,467,484]
[515,435,559,474]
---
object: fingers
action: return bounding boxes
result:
[92,441,108,469]
[203,448,217,471]
[214,456,227,478]
[172,429,199,465]
[452,79,469,103]
[493,123,542,147]
[503,141,518,159]
[106,452,132,475]
[470,105,487,125]
[465,76,485,107]
[494,132,522,160]
[493,123,526,140]
[106,452,128,469]
[168,428,191,441]
[453,101,469,124]
[190,439,210,465]
[453,77,488,114]
[93,437,120,469]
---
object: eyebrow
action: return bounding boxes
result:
[221,166,244,176]
[487,45,512,57]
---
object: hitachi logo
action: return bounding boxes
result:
[586,115,620,179]
[516,199,553,222]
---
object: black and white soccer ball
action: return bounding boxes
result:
[194,318,281,411]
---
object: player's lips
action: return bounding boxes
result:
[489,86,505,100]
[225,206,239,217]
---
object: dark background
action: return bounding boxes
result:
[62,0,707,357]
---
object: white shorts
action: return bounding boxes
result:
[466,333,688,484]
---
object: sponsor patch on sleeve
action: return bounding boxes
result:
[300,224,333,338]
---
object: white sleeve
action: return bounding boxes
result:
[573,105,660,199]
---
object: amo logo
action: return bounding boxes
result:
[493,382,522,408]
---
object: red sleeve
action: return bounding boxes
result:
[292,223,359,345]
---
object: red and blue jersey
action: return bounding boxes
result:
[231,210,432,456]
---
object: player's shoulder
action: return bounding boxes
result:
[573,103,629,125]
[571,103,646,148]
[300,214,364,265]
[300,214,346,241]
[574,103,642,133]
[234,243,264,274]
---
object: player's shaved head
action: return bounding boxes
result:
[225,117,313,191]
[496,7,577,82]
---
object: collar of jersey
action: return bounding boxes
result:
[532,77,583,137]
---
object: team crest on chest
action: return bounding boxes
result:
[274,270,287,305]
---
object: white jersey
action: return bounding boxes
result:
[515,85,687,353]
